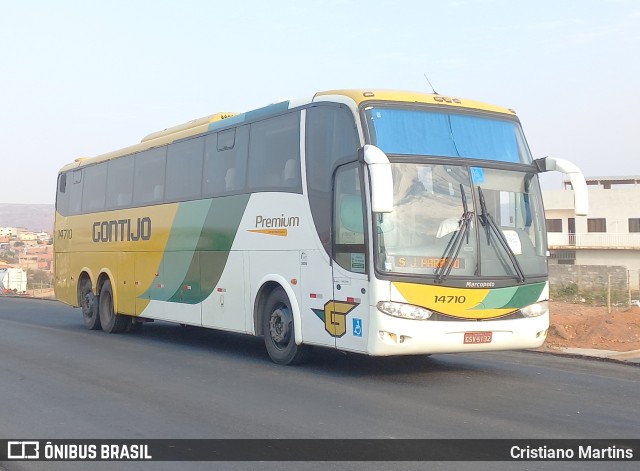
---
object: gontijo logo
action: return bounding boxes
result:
[248,214,299,237]
[312,300,359,337]
[92,217,151,242]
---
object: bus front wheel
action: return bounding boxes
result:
[98,280,130,334]
[263,287,311,365]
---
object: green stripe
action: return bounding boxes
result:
[206,101,290,133]
[207,114,245,132]
[473,282,546,310]
[142,200,212,302]
[502,282,546,308]
[141,195,250,304]
[475,286,518,309]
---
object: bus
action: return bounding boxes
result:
[54,89,588,365]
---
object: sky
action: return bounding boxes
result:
[1,0,638,204]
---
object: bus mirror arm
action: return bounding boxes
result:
[535,156,589,216]
[363,145,394,213]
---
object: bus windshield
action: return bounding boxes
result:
[364,107,532,164]
[374,163,547,280]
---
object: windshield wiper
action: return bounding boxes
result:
[477,186,526,283]
[434,185,473,283]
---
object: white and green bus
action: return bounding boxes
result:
[54,89,588,364]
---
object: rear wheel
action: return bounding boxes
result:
[79,278,100,330]
[98,280,131,333]
[263,287,311,365]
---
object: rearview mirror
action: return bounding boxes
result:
[535,157,589,216]
[363,145,393,213]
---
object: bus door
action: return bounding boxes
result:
[331,164,370,352]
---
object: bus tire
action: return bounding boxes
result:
[263,287,311,365]
[98,279,129,334]
[79,277,100,330]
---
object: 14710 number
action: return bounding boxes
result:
[434,295,466,304]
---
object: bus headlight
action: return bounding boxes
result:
[376,301,433,320]
[520,301,548,318]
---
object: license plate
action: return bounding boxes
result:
[464,331,492,344]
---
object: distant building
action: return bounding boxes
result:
[17,231,38,241]
[18,244,54,272]
[36,231,51,241]
[0,267,27,293]
[0,227,17,237]
[542,176,640,288]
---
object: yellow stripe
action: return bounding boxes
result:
[315,90,515,116]
[392,282,514,319]
[247,228,288,237]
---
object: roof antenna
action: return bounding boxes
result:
[423,73,439,95]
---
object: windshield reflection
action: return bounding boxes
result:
[375,163,547,281]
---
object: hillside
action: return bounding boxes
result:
[0,203,55,233]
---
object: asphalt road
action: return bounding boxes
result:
[0,297,638,471]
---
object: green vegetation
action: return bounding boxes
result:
[27,269,52,289]
[550,282,636,307]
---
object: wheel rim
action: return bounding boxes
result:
[80,283,95,319]
[82,293,93,318]
[268,305,292,349]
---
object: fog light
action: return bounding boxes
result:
[378,331,398,343]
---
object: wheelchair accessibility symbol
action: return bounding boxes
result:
[352,318,363,337]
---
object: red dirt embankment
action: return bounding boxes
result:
[545,301,640,352]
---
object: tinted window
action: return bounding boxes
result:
[306,105,359,254]
[56,173,69,215]
[106,156,134,209]
[166,137,204,201]
[365,107,531,164]
[203,126,249,195]
[69,170,83,215]
[133,148,166,205]
[333,164,366,273]
[82,164,107,213]
[247,112,301,192]
[217,128,235,151]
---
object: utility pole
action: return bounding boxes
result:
[607,274,611,314]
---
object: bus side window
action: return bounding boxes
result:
[68,169,83,215]
[166,136,204,202]
[225,168,238,191]
[247,112,301,193]
[56,173,70,216]
[133,147,167,205]
[217,128,235,151]
[82,164,108,213]
[203,125,248,196]
[306,104,359,256]
[106,155,134,209]
[333,165,366,274]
